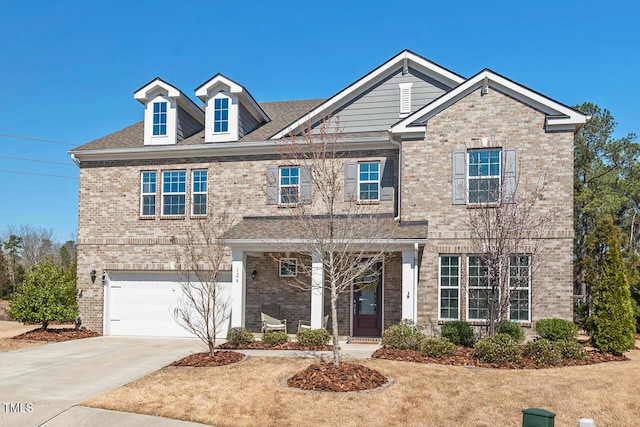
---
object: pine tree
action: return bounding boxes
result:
[589,217,636,355]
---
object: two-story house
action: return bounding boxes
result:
[70,50,587,338]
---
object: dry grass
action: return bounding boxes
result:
[0,338,44,352]
[83,343,640,427]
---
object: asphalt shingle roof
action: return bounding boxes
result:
[72,99,327,152]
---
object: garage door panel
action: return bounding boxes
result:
[107,272,232,338]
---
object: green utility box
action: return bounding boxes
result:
[522,408,555,427]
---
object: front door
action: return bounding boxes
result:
[352,262,383,337]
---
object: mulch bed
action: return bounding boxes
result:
[218,342,332,351]
[170,351,245,367]
[13,328,100,342]
[372,347,629,369]
[288,362,387,392]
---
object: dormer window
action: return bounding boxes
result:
[153,102,167,136]
[214,98,229,133]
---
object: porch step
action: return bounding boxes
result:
[347,337,381,344]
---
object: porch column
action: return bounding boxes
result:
[402,249,416,322]
[231,250,246,329]
[310,252,324,329]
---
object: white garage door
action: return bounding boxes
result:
[106,271,232,338]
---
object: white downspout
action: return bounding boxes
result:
[413,243,419,323]
[390,136,402,220]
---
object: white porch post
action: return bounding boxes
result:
[310,252,324,329]
[231,250,246,329]
[402,249,416,322]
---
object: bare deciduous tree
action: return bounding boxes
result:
[463,159,554,335]
[3,225,59,268]
[274,117,397,365]
[173,211,235,356]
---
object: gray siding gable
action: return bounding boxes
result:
[238,102,261,138]
[324,67,452,134]
[176,106,204,142]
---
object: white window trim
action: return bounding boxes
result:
[467,148,502,205]
[508,254,531,322]
[278,166,300,206]
[140,171,157,217]
[152,101,167,136]
[191,169,207,217]
[213,96,230,135]
[161,170,187,217]
[357,161,381,202]
[466,255,497,322]
[438,255,460,321]
[279,258,297,277]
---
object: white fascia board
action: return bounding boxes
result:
[175,94,205,123]
[390,70,587,135]
[226,239,428,252]
[195,74,243,100]
[134,78,180,103]
[270,50,466,140]
[68,137,396,163]
[237,91,270,123]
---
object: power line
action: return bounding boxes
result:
[0,132,76,146]
[0,169,78,180]
[0,155,75,166]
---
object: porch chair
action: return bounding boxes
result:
[261,312,287,334]
[297,314,330,332]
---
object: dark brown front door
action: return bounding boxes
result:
[352,262,383,337]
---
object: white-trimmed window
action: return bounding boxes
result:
[439,255,460,320]
[509,255,531,322]
[162,170,186,216]
[152,102,167,136]
[214,97,229,133]
[279,166,299,204]
[191,170,207,216]
[140,171,157,216]
[467,255,497,321]
[358,162,380,201]
[279,258,297,277]
[468,149,501,203]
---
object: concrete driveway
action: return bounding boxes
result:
[0,335,207,427]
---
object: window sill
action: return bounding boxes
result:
[278,203,299,208]
[466,203,499,209]
[437,319,532,328]
[357,200,380,205]
[190,214,208,219]
[160,215,186,220]
[139,215,156,220]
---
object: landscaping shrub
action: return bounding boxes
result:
[473,334,521,364]
[535,318,578,341]
[296,328,331,346]
[498,320,525,342]
[441,321,475,347]
[421,337,457,358]
[381,320,426,351]
[226,327,254,346]
[523,339,562,366]
[554,339,587,361]
[262,331,290,346]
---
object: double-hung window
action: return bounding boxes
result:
[509,255,531,322]
[468,149,501,203]
[439,255,460,320]
[279,258,297,277]
[140,171,157,216]
[358,162,380,201]
[279,166,299,204]
[214,98,229,133]
[153,102,167,136]
[467,255,497,321]
[162,170,186,216]
[192,170,207,216]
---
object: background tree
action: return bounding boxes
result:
[275,118,397,365]
[573,102,639,297]
[3,225,59,269]
[3,234,23,292]
[586,216,635,354]
[7,259,77,330]
[0,251,11,299]
[173,211,235,357]
[464,167,554,335]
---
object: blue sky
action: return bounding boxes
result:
[0,0,638,243]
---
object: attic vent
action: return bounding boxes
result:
[399,83,412,117]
